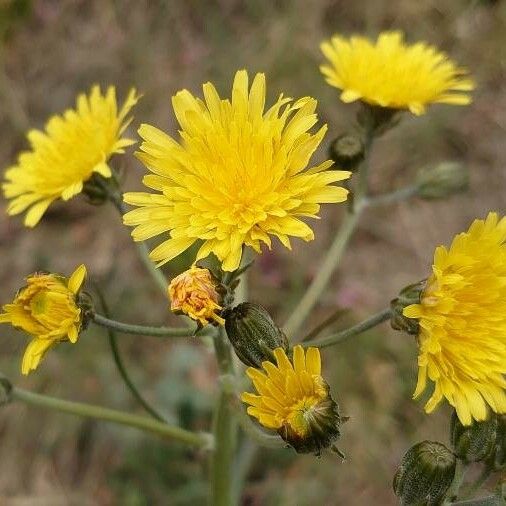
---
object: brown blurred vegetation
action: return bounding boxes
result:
[0,0,505,504]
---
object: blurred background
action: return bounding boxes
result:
[0,0,505,504]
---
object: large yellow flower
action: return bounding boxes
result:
[0,265,87,374]
[3,86,139,227]
[123,70,350,271]
[320,31,474,115]
[404,213,506,425]
[241,345,342,454]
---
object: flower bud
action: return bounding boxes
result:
[450,410,498,463]
[416,162,468,200]
[390,281,425,335]
[224,303,288,367]
[393,441,456,506]
[168,265,224,326]
[328,134,364,171]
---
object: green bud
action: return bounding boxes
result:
[329,134,364,171]
[450,410,498,463]
[224,303,289,367]
[393,441,456,506]
[390,281,425,335]
[416,162,468,200]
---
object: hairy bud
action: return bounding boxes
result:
[329,134,364,171]
[390,281,425,335]
[393,441,456,506]
[416,162,468,200]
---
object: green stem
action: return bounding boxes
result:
[445,460,468,504]
[92,313,207,338]
[108,331,167,422]
[9,386,212,449]
[211,327,237,506]
[283,119,375,339]
[365,185,418,208]
[283,209,362,338]
[303,308,391,349]
[106,183,168,297]
[461,465,494,500]
[301,307,349,342]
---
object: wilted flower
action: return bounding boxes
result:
[124,70,350,271]
[241,345,342,454]
[3,86,139,227]
[403,213,506,425]
[320,31,474,115]
[0,265,87,374]
[168,265,224,326]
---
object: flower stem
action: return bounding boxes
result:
[105,182,168,297]
[283,208,362,337]
[283,118,375,339]
[108,330,167,422]
[303,308,391,349]
[9,385,212,449]
[92,313,208,338]
[445,460,468,504]
[365,185,418,208]
[461,465,494,500]
[211,327,238,506]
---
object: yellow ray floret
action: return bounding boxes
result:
[320,31,474,115]
[123,70,350,271]
[0,264,87,374]
[241,345,327,436]
[404,213,506,425]
[168,265,224,326]
[3,86,139,227]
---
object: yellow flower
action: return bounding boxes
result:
[123,70,350,271]
[320,31,474,115]
[241,345,342,454]
[168,265,224,326]
[0,264,87,374]
[404,213,506,425]
[3,86,139,227]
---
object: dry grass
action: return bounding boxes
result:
[0,0,505,504]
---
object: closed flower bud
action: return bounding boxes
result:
[329,134,364,171]
[242,346,343,456]
[168,265,224,326]
[450,410,498,463]
[390,281,425,335]
[0,264,87,374]
[224,303,288,367]
[416,162,468,200]
[393,441,456,506]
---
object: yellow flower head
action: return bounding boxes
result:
[123,70,351,271]
[242,345,342,454]
[0,264,87,374]
[168,265,224,326]
[3,86,139,227]
[320,31,474,115]
[404,213,506,425]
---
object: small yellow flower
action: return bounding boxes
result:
[3,86,139,227]
[124,70,350,271]
[404,213,506,425]
[168,265,224,326]
[320,31,474,115]
[242,345,342,454]
[0,264,87,374]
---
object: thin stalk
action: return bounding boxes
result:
[301,308,349,342]
[303,308,391,349]
[283,120,375,339]
[10,386,212,449]
[108,331,167,422]
[92,313,207,338]
[365,185,418,208]
[105,183,168,297]
[283,209,362,337]
[461,465,494,500]
[445,460,468,504]
[211,326,237,506]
